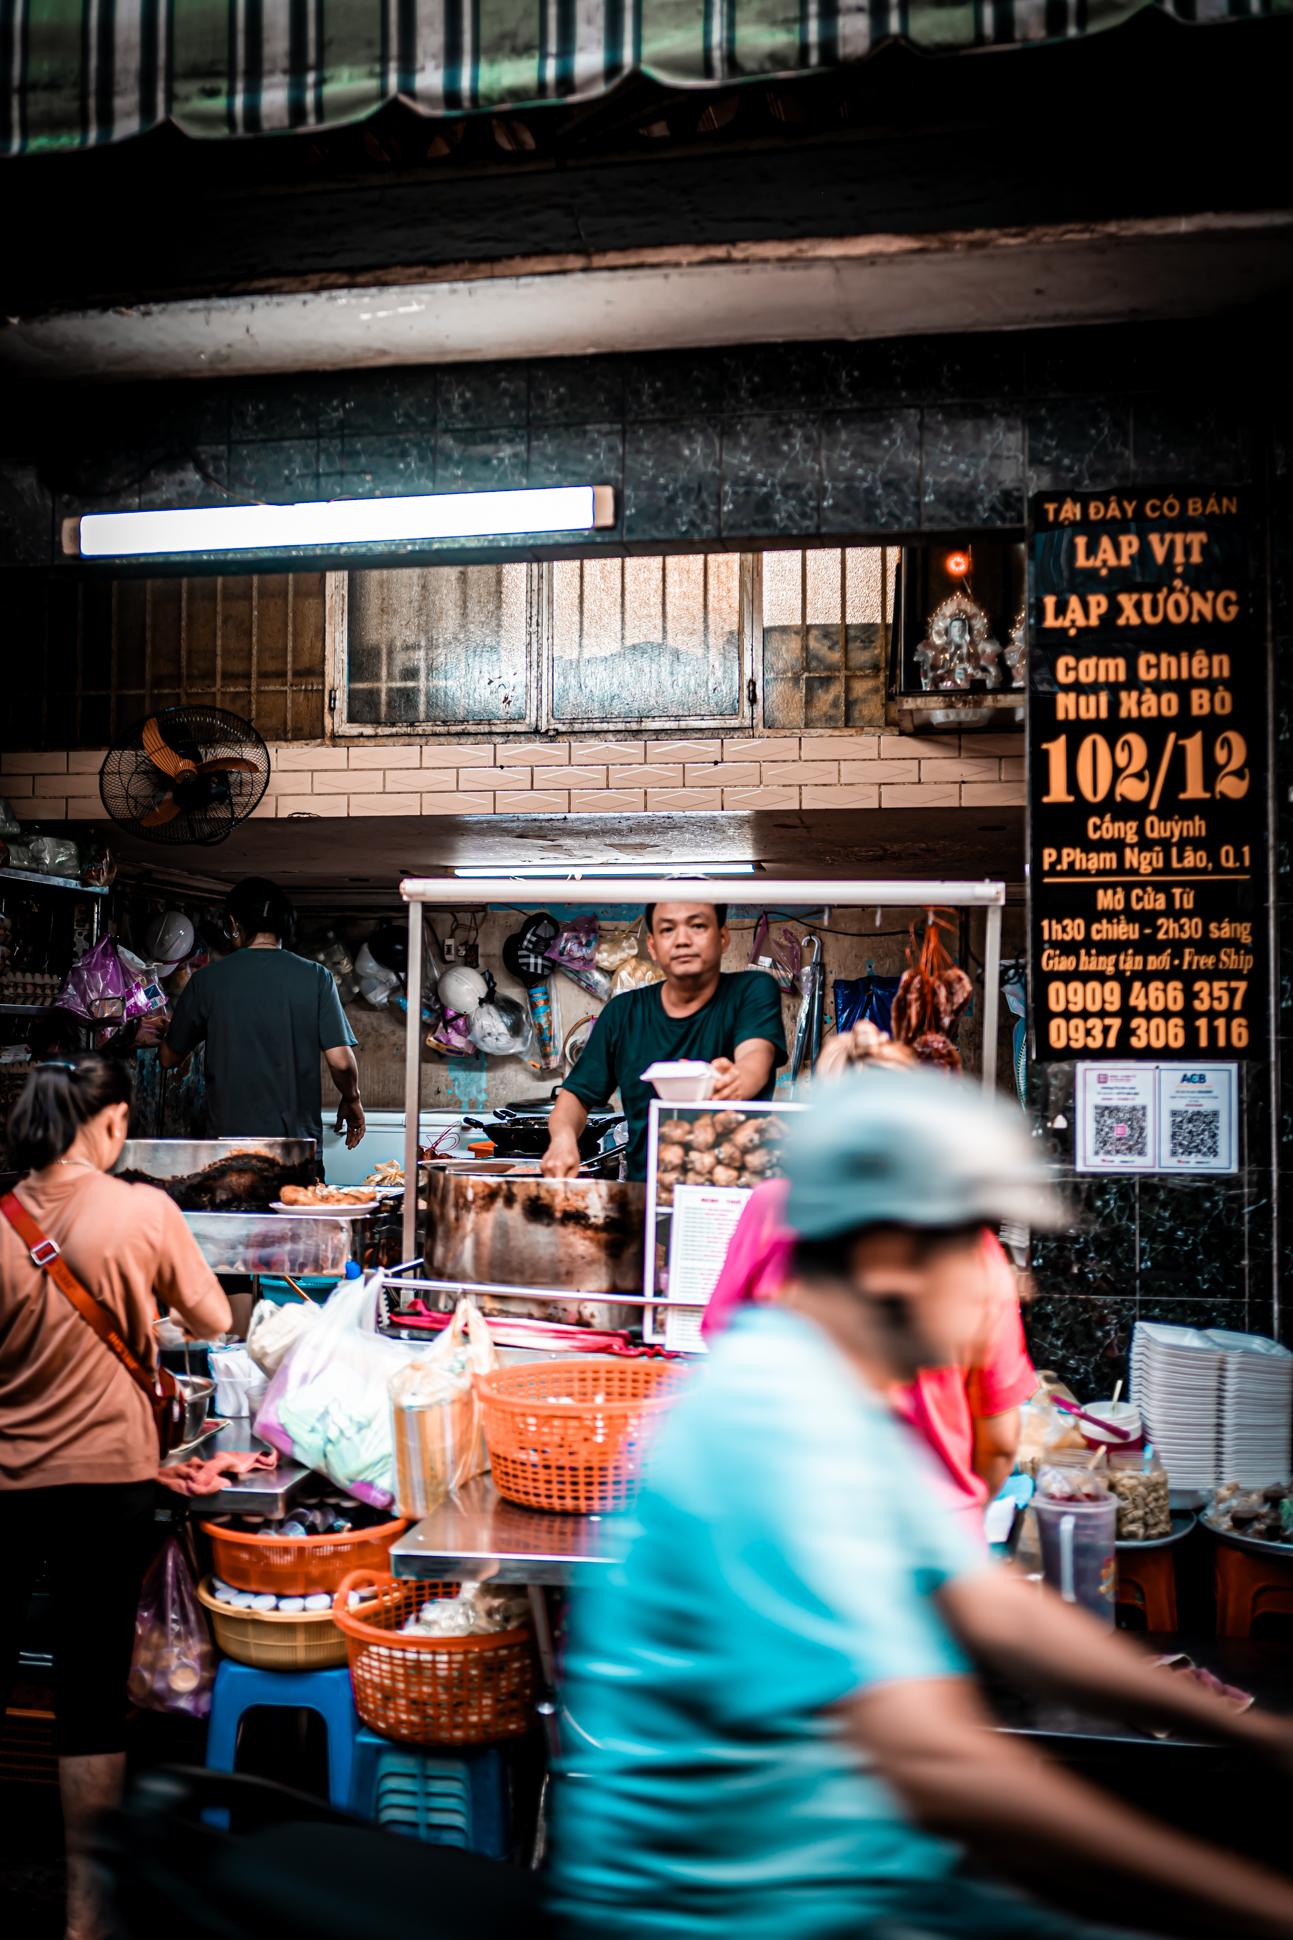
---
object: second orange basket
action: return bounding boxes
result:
[475,1357,688,1513]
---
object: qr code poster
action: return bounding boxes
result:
[1156,1065,1238,1174]
[1075,1067,1158,1173]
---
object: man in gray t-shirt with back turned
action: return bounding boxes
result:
[162,876,364,1151]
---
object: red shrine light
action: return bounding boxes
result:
[945,550,971,577]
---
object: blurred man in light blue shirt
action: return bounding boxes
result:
[549,1071,1293,1940]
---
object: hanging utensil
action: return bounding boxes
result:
[789,936,823,1087]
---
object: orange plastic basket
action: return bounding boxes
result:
[332,1571,535,1746]
[476,1357,688,1513]
[200,1518,408,1596]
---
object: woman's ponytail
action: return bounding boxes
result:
[6,1053,134,1171]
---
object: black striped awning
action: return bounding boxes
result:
[2,0,1278,156]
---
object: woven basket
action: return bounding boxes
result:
[200,1518,408,1596]
[332,1571,535,1746]
[196,1578,349,1671]
[476,1357,688,1513]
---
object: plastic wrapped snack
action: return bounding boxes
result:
[401,1581,530,1638]
[388,1300,499,1516]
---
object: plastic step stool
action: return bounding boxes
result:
[1115,1548,1178,1630]
[348,1726,509,1857]
[1214,1541,1293,1637]
[374,1769,471,1839]
[205,1662,360,1821]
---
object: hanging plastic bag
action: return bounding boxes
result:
[58,935,131,1022]
[607,922,664,998]
[545,915,612,1002]
[305,927,362,1003]
[745,914,800,992]
[254,1272,422,1507]
[354,940,402,1008]
[388,1300,499,1515]
[833,973,902,1037]
[127,1537,216,1719]
[595,932,640,974]
[246,1294,323,1380]
[469,996,534,1057]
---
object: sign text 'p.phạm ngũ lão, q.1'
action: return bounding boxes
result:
[1027,486,1265,1063]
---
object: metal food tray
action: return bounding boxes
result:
[1200,1512,1293,1558]
[183,1210,352,1276]
[117,1137,316,1178]
[1116,1510,1197,1552]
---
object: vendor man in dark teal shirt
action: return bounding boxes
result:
[542,902,787,1182]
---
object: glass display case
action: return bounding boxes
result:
[642,1098,808,1351]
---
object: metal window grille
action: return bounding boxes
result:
[329,550,892,741]
[1,573,327,750]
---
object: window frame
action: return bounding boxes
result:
[324,549,890,741]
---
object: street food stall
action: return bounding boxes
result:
[388,874,1004,1323]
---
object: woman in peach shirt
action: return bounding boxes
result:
[0,1054,229,1940]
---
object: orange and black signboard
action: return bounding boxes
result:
[1028,486,1265,1062]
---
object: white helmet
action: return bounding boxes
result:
[145,910,195,971]
[438,966,489,1015]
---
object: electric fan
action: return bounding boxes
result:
[99,707,270,845]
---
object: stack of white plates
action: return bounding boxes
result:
[1208,1329,1293,1488]
[1129,1322,1223,1489]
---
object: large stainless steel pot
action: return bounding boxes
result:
[425,1171,645,1296]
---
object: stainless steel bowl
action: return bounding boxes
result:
[175,1374,215,1444]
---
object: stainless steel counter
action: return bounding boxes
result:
[159,1415,315,1515]
[389,1476,623,1586]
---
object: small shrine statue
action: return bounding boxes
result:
[914,592,1001,690]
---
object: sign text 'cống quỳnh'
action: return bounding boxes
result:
[1027,487,1265,1062]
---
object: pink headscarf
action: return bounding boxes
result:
[701,1178,795,1340]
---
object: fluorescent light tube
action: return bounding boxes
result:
[67,484,615,559]
[450,862,759,879]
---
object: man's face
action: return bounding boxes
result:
[845,1226,992,1382]
[646,904,727,982]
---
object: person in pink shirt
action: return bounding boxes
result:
[703,1045,1037,1525]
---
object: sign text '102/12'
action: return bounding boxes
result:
[1027,486,1264,1063]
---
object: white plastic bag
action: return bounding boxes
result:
[246,1295,323,1379]
[355,941,401,1008]
[209,1344,268,1418]
[254,1273,421,1508]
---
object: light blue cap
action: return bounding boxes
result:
[783,1065,1063,1240]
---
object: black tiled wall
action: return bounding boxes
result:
[0,320,1271,568]
[0,313,1284,1399]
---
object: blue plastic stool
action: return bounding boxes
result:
[348,1726,509,1857]
[205,1662,360,1820]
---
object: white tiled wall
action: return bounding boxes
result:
[2,733,1025,819]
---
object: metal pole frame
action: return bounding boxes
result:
[399,877,1007,1262]
[400,910,424,1263]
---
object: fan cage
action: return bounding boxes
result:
[99,706,271,845]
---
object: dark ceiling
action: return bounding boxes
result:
[97,806,1024,908]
